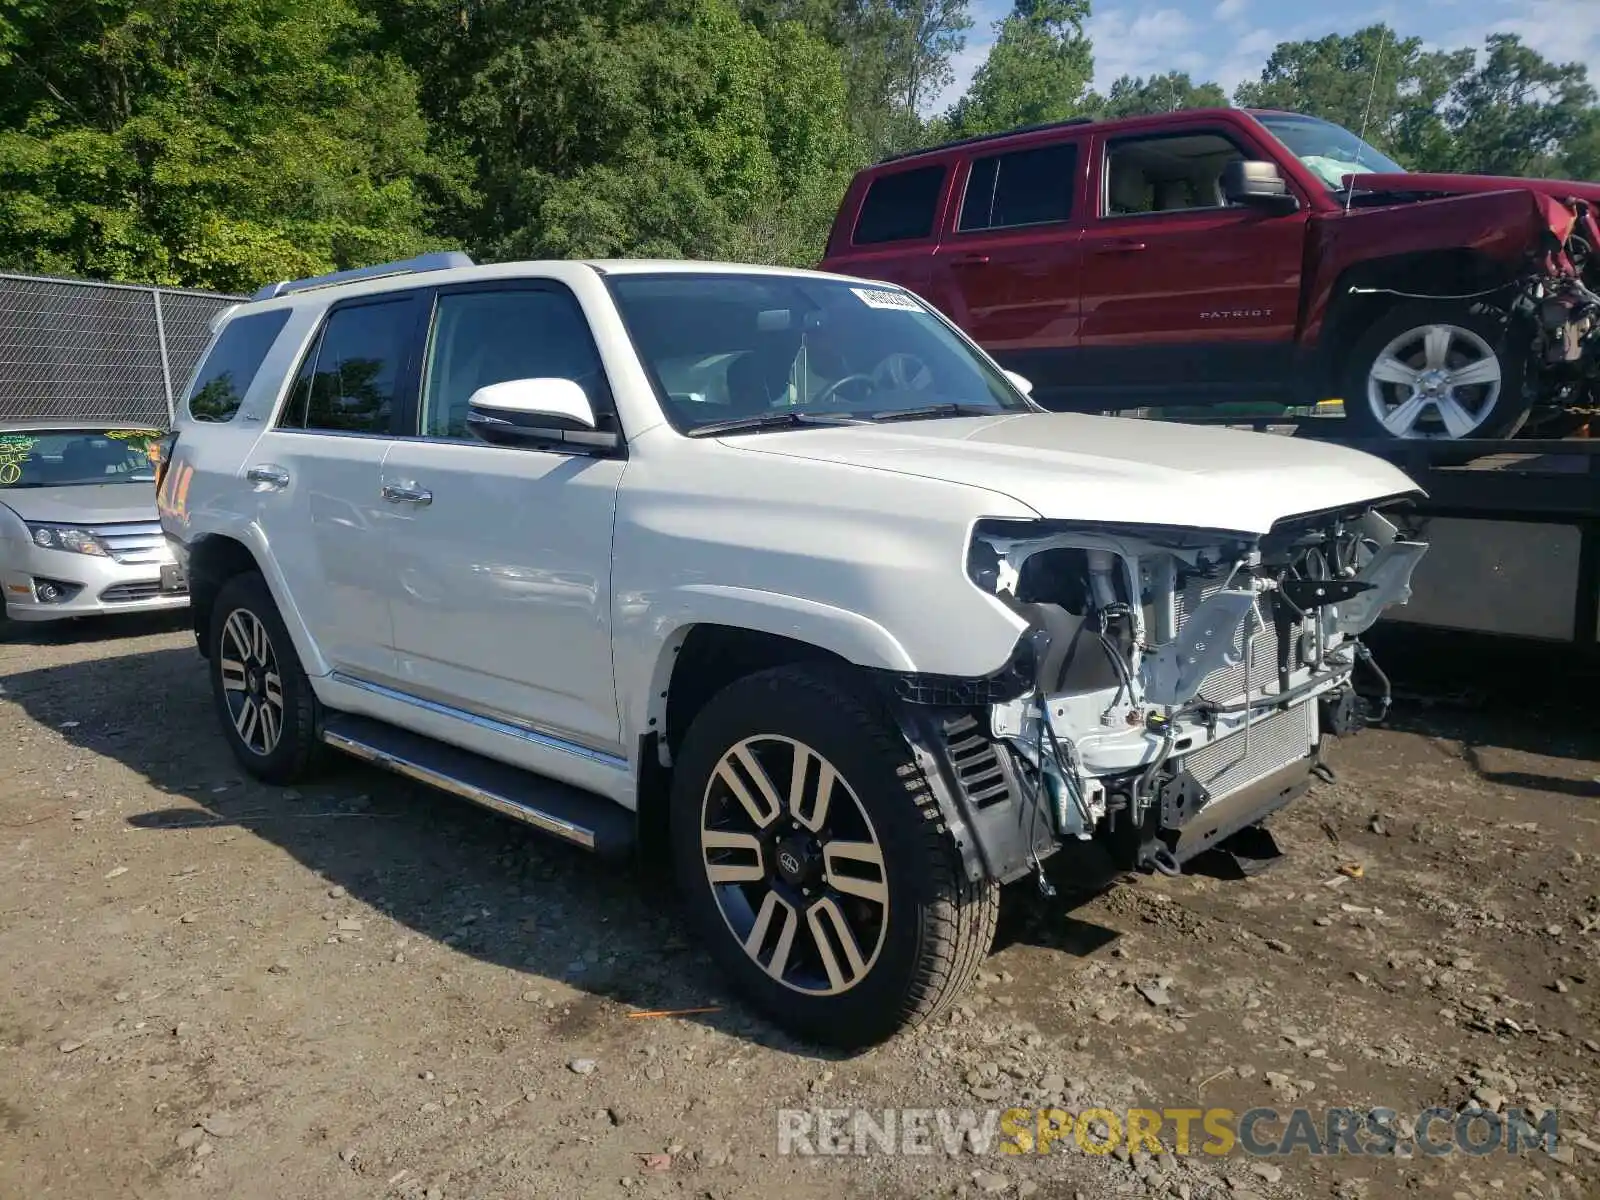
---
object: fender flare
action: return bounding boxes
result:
[184,525,331,678]
[625,584,917,746]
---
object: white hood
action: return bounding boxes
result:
[723,413,1420,534]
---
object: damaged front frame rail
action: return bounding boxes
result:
[877,507,1426,887]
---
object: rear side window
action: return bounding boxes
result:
[186,310,291,422]
[279,299,412,434]
[853,165,946,245]
[959,142,1079,231]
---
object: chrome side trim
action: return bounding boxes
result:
[328,671,629,770]
[321,729,596,850]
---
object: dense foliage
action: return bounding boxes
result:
[1,1,1595,290]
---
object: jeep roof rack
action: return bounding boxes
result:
[875,116,1096,165]
[251,250,475,302]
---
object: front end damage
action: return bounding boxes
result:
[886,504,1426,887]
[1520,194,1600,405]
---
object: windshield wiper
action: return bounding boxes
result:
[867,402,999,423]
[685,411,866,438]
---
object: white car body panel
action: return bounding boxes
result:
[245,429,398,680]
[160,257,1426,851]
[377,438,625,755]
[721,413,1418,535]
[609,424,1037,748]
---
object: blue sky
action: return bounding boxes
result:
[926,0,1600,114]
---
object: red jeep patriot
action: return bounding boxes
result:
[820,108,1600,440]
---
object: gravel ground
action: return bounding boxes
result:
[1,613,1597,1200]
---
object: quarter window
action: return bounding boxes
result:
[959,143,1079,231]
[279,300,411,434]
[419,289,607,440]
[186,310,290,422]
[853,165,946,245]
[1103,132,1247,216]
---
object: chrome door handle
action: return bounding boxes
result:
[381,483,432,506]
[246,464,290,489]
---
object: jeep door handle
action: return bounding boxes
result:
[1093,240,1147,254]
[246,464,290,489]
[381,482,432,506]
[948,253,991,265]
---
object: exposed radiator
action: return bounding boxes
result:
[1180,702,1317,800]
[1174,573,1299,704]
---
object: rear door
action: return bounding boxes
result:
[1076,121,1309,407]
[246,292,423,679]
[925,136,1088,399]
[819,160,950,300]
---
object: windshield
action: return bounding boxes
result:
[1254,114,1406,191]
[606,273,1032,434]
[0,427,162,489]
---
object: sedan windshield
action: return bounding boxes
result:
[1255,113,1406,190]
[606,273,1032,434]
[0,428,162,489]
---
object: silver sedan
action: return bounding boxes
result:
[0,421,188,629]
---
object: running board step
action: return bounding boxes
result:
[320,713,635,859]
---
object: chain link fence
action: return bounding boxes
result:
[0,273,243,427]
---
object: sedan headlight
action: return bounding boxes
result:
[27,523,109,556]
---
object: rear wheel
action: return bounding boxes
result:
[1342,301,1531,440]
[669,663,998,1048]
[207,572,325,784]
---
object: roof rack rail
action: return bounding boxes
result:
[876,116,1096,165]
[251,251,475,302]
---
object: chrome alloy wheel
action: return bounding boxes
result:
[218,608,284,756]
[1366,323,1502,439]
[700,736,889,996]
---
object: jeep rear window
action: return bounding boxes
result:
[186,310,290,422]
[853,165,946,245]
[960,142,1079,231]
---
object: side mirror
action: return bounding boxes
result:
[465,378,618,453]
[1002,369,1034,396]
[1221,160,1300,213]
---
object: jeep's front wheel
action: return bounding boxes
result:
[669,664,999,1048]
[1342,301,1531,440]
[208,572,325,784]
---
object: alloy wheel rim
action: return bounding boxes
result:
[700,735,889,996]
[219,608,284,756]
[1366,323,1502,439]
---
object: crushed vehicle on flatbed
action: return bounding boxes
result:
[822,107,1600,441]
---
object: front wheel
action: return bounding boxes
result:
[1341,301,1531,440]
[669,664,999,1048]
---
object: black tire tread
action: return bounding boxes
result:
[689,663,999,1041]
[209,571,325,784]
[1342,300,1532,440]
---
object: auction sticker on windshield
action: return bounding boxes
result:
[851,287,923,312]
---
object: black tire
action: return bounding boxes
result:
[1341,300,1531,440]
[669,663,999,1048]
[207,571,325,784]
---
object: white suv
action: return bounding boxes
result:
[158,252,1426,1047]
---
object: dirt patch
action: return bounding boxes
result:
[2,613,1596,1199]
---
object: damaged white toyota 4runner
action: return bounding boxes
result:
[159,255,1425,1048]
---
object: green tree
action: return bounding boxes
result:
[1091,72,1226,118]
[428,0,857,265]
[1234,24,1469,170]
[948,0,1094,135]
[889,0,972,117]
[1444,34,1598,177]
[738,0,969,161]
[0,0,466,289]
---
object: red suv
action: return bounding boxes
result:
[820,108,1600,440]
